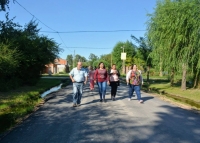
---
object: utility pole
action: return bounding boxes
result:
[121,46,126,74]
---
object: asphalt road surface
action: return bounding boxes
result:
[0,82,200,143]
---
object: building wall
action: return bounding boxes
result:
[42,58,67,74]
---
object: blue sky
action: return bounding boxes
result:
[0,0,157,60]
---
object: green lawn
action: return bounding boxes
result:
[141,76,200,109]
[148,82,200,101]
[0,78,70,134]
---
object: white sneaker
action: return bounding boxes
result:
[139,100,143,103]
[128,98,131,101]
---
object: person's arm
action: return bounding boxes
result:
[94,69,98,83]
[84,75,88,85]
[83,69,88,84]
[69,69,75,82]
[108,69,112,76]
[126,70,131,83]
[106,70,110,84]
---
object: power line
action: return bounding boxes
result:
[13,0,72,52]
[40,30,146,33]
[61,46,112,49]
[14,0,57,32]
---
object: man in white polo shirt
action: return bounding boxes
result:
[69,62,88,107]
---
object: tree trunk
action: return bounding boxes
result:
[193,70,198,88]
[194,71,200,89]
[198,76,200,89]
[181,64,187,90]
[159,62,163,77]
[147,66,150,82]
[159,68,163,77]
[170,68,174,86]
[147,65,150,91]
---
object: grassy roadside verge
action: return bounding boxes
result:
[0,78,70,134]
[141,78,200,110]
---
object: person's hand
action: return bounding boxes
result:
[94,80,96,83]
[72,79,75,82]
[84,81,87,85]
[107,81,110,85]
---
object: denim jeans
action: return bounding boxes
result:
[128,84,141,100]
[97,81,107,100]
[73,82,83,104]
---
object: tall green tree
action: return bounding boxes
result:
[112,41,136,73]
[88,53,99,67]
[66,54,73,69]
[0,17,61,90]
[131,35,152,72]
[74,54,87,67]
[147,0,200,89]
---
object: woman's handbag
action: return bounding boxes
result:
[117,80,120,86]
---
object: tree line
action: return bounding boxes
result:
[67,0,200,89]
[0,14,60,91]
[1,0,200,91]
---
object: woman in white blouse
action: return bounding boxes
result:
[109,64,120,101]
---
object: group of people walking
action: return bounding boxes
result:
[69,61,143,107]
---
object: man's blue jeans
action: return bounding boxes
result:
[128,84,141,100]
[97,81,107,100]
[73,82,83,104]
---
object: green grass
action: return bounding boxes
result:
[41,73,69,77]
[141,77,200,109]
[0,78,70,134]
[147,82,200,101]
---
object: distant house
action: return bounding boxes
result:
[42,58,68,74]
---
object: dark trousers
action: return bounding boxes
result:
[110,81,118,97]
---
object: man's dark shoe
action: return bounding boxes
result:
[72,104,77,107]
[77,104,81,107]
[99,99,102,102]
[103,99,106,103]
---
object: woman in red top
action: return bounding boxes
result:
[94,62,109,102]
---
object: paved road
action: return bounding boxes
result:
[1,82,200,143]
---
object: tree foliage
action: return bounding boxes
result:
[0,0,9,11]
[88,53,99,67]
[147,0,200,89]
[112,41,136,71]
[131,35,152,71]
[0,16,60,91]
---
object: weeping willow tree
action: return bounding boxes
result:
[147,0,200,90]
